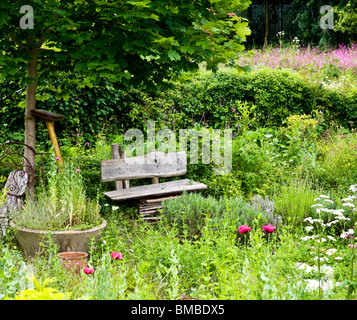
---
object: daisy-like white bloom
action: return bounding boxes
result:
[335,256,343,260]
[314,256,328,262]
[303,217,313,224]
[340,231,350,239]
[342,202,355,207]
[325,248,337,255]
[311,204,323,208]
[326,235,336,241]
[336,215,351,221]
[348,228,354,235]
[319,195,330,199]
[349,185,357,192]
[317,237,327,243]
[326,220,339,227]
[324,199,334,203]
[305,226,314,232]
[342,195,356,201]
[301,235,317,241]
[314,198,321,202]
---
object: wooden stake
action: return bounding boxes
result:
[45,120,64,168]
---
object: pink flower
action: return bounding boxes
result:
[111,251,123,260]
[262,224,276,233]
[239,225,251,234]
[83,267,94,274]
[348,244,357,249]
[56,157,60,161]
[76,169,81,173]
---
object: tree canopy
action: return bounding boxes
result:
[0,0,252,196]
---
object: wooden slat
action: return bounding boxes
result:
[101,151,187,182]
[144,195,181,203]
[104,179,207,202]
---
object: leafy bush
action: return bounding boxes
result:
[161,192,269,239]
[11,159,101,231]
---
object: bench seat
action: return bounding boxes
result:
[104,178,207,202]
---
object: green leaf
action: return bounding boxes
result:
[168,50,181,61]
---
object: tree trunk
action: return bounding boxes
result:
[264,0,269,48]
[24,55,37,199]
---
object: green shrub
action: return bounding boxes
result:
[161,192,269,239]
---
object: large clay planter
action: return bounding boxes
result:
[10,219,107,258]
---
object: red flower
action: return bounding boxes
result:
[239,225,251,234]
[83,267,94,275]
[111,251,123,260]
[262,224,276,233]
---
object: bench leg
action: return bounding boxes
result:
[138,199,162,223]
[137,195,182,223]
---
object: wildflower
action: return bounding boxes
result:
[319,195,329,199]
[323,199,334,203]
[76,169,81,173]
[349,185,357,192]
[326,235,336,241]
[311,204,323,208]
[303,217,313,224]
[83,267,94,275]
[305,226,314,232]
[348,244,357,249]
[325,248,337,255]
[112,206,119,211]
[342,202,355,207]
[262,224,275,233]
[111,251,123,260]
[56,157,60,161]
[335,257,343,260]
[238,225,251,234]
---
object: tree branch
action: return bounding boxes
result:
[8,32,26,49]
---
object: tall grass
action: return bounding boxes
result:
[273,179,321,226]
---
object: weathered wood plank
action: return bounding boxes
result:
[104,179,207,202]
[101,151,187,182]
[144,195,181,203]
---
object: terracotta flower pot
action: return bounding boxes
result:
[10,219,107,258]
[58,251,88,275]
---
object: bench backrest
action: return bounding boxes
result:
[101,151,187,183]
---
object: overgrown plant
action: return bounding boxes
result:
[10,158,102,231]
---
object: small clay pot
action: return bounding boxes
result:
[58,251,88,275]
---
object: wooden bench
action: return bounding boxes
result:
[101,144,207,222]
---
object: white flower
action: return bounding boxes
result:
[325,248,337,255]
[303,217,314,224]
[305,226,314,232]
[348,228,354,235]
[314,256,328,261]
[340,231,349,239]
[324,199,334,203]
[311,204,323,208]
[326,220,339,227]
[314,198,321,201]
[264,134,272,138]
[326,235,336,241]
[349,185,357,192]
[335,256,343,260]
[342,196,356,201]
[112,206,119,211]
[319,195,330,199]
[342,202,355,207]
[317,237,326,243]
